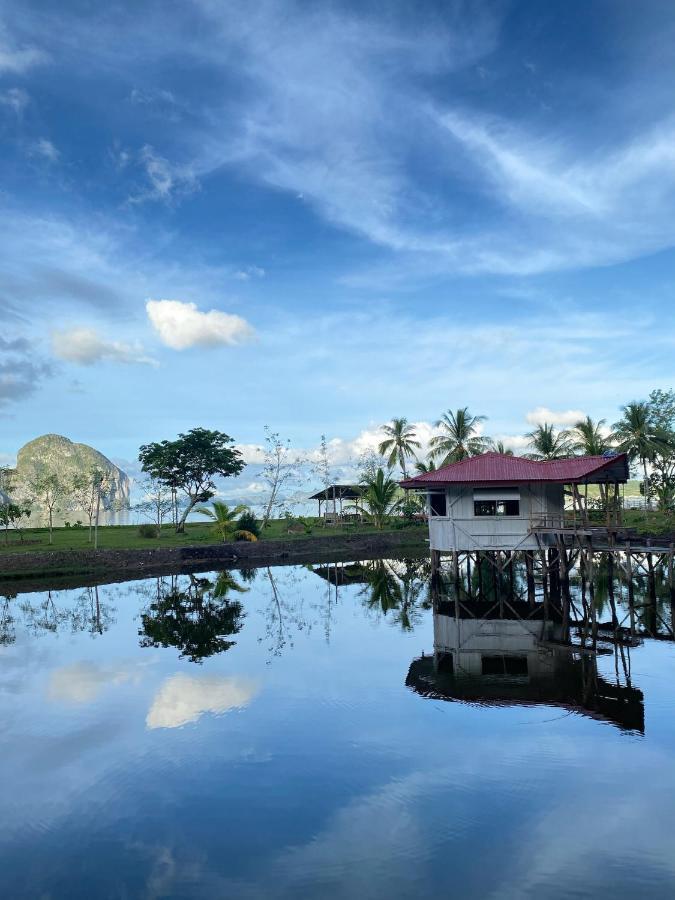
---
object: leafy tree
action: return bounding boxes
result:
[647,388,675,432]
[25,466,67,544]
[0,501,30,545]
[612,402,672,507]
[139,428,244,532]
[361,467,400,528]
[430,407,487,465]
[70,467,119,546]
[139,573,246,663]
[525,423,573,460]
[196,500,247,541]
[378,417,421,478]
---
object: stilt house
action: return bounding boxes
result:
[401,452,629,552]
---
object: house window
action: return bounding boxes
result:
[429,492,447,516]
[482,655,528,676]
[473,499,520,517]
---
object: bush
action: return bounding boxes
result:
[237,509,261,537]
[234,529,258,542]
[138,523,160,538]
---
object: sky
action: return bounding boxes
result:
[2,0,675,479]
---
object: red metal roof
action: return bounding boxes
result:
[400,452,629,488]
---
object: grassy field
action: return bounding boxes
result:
[0,518,428,555]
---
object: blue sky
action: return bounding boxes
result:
[2,0,675,474]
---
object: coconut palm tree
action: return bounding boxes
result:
[196,500,247,541]
[414,458,437,474]
[612,402,672,508]
[361,468,400,529]
[571,416,611,456]
[487,439,514,456]
[525,423,573,460]
[378,417,421,478]
[430,407,487,466]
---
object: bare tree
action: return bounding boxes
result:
[134,476,174,536]
[260,427,307,530]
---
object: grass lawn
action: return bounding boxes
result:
[622,508,675,537]
[0,518,428,555]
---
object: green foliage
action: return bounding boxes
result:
[378,417,421,477]
[139,574,246,663]
[525,423,573,460]
[138,523,160,538]
[571,416,611,455]
[361,467,400,528]
[430,407,487,465]
[139,428,245,532]
[237,509,261,537]
[196,500,247,542]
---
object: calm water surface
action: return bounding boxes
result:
[2,557,675,899]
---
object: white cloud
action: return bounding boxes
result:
[0,30,47,73]
[525,406,586,427]
[48,660,145,704]
[30,138,59,162]
[234,266,266,281]
[52,326,158,366]
[0,87,29,115]
[146,299,255,349]
[146,673,260,729]
[129,144,198,204]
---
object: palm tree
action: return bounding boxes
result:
[414,458,437,474]
[196,500,247,541]
[430,407,487,466]
[487,439,514,456]
[361,468,400,529]
[378,417,421,478]
[612,402,672,508]
[571,416,611,456]
[525,423,573,460]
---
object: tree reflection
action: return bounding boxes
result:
[139,572,247,663]
[359,558,430,630]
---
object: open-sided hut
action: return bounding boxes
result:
[308,484,364,523]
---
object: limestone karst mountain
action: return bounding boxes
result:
[9,434,130,506]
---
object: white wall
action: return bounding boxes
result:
[428,483,564,551]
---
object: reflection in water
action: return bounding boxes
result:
[146,673,260,729]
[139,572,247,663]
[0,585,115,646]
[407,582,645,733]
[4,556,675,899]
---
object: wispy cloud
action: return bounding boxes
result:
[128,144,199,205]
[51,327,158,367]
[0,86,29,115]
[0,26,46,73]
[29,137,59,163]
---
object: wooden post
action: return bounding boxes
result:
[647,546,657,636]
[626,546,636,638]
[431,549,441,575]
[466,553,473,601]
[477,553,484,601]
[525,551,536,606]
[587,547,597,643]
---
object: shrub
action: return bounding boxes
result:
[234,529,258,542]
[237,509,261,537]
[138,523,160,538]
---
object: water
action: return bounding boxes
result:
[2,556,675,899]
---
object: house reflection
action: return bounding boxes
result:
[407,601,644,733]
